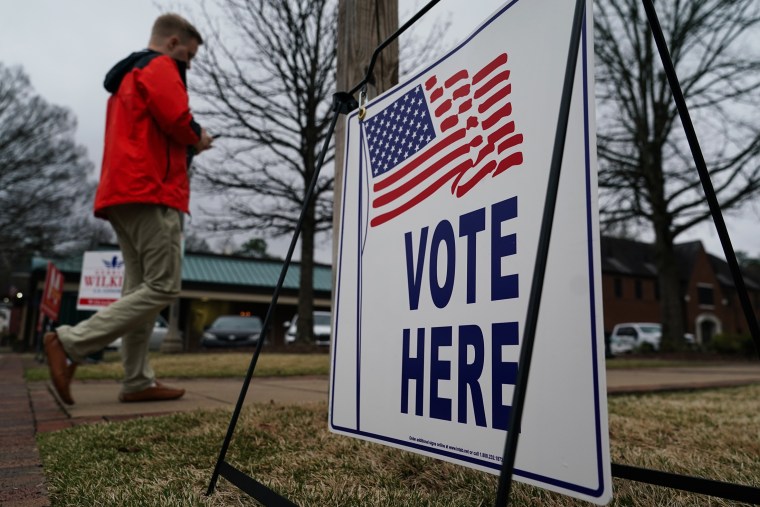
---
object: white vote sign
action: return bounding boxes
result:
[330,0,611,503]
[76,251,124,311]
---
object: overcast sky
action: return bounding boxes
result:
[1,0,758,260]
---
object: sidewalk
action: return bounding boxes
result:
[2,352,760,506]
[0,354,332,507]
[0,354,49,507]
[58,376,329,421]
[606,363,760,394]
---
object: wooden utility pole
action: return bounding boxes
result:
[332,0,399,269]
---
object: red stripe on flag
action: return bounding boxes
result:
[445,70,469,88]
[373,143,470,207]
[472,53,508,85]
[487,121,516,146]
[435,99,453,117]
[477,84,512,113]
[458,99,473,114]
[430,87,444,102]
[425,76,438,90]
[441,116,459,132]
[370,160,472,227]
[493,151,523,177]
[482,103,512,131]
[452,84,470,100]
[455,160,498,197]
[474,71,511,100]
[497,134,523,154]
[473,141,496,167]
[373,128,466,192]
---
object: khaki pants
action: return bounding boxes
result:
[57,204,182,393]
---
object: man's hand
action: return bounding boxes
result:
[194,128,213,154]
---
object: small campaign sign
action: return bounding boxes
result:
[40,262,64,321]
[330,0,611,504]
[76,251,124,311]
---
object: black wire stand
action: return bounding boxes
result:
[205,2,442,504]
[206,0,760,504]
[600,0,760,503]
[494,0,586,502]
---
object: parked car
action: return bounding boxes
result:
[201,315,263,348]
[106,314,172,352]
[609,322,697,355]
[608,322,662,355]
[285,311,332,346]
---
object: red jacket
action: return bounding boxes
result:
[95,50,201,218]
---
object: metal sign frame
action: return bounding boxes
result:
[206,0,760,504]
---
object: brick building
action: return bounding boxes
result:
[13,237,760,351]
[601,236,760,345]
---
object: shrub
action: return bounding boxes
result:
[709,333,757,357]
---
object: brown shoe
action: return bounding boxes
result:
[43,332,74,405]
[119,381,185,403]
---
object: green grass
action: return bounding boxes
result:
[26,350,730,382]
[25,351,331,382]
[37,385,760,506]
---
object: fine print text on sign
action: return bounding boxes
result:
[330,0,611,504]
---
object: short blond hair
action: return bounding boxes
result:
[151,13,203,45]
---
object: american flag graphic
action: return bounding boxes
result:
[363,53,524,228]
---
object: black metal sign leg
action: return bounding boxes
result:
[493,0,586,503]
[206,95,351,497]
[640,0,760,356]
[602,0,760,502]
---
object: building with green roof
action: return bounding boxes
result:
[17,250,332,351]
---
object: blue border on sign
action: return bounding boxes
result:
[331,0,606,499]
[580,17,605,497]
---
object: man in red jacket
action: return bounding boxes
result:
[44,13,213,404]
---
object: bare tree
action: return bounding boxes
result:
[594,0,760,349]
[189,0,337,343]
[737,250,760,281]
[236,237,273,259]
[0,63,94,289]
[184,230,213,253]
[55,189,116,256]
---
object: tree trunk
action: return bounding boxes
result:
[297,203,316,343]
[653,221,686,351]
[298,89,320,344]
